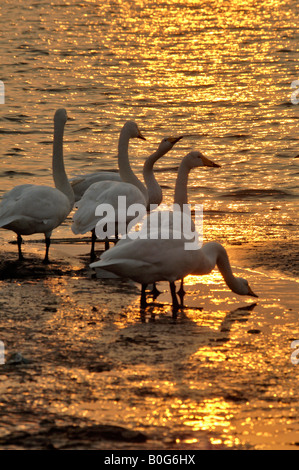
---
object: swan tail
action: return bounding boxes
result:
[90,258,151,279]
[0,215,20,229]
[71,205,97,235]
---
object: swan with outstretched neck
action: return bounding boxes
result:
[71,124,182,258]
[90,234,258,310]
[0,108,74,263]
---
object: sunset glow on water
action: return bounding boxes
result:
[0,0,298,451]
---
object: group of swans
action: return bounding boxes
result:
[71,121,183,258]
[90,150,258,307]
[0,107,258,307]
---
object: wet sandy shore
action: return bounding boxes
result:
[0,237,298,450]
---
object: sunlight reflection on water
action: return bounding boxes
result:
[0,0,298,451]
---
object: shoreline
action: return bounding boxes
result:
[0,236,298,450]
[1,235,298,280]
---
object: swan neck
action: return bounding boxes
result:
[117,127,148,202]
[143,149,163,208]
[174,161,190,208]
[214,243,239,291]
[52,120,74,208]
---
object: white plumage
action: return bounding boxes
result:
[71,128,182,258]
[0,108,74,263]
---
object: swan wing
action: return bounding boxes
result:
[91,236,196,284]
[72,181,146,235]
[70,172,121,202]
[0,185,71,235]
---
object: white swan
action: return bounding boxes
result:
[139,150,220,233]
[70,120,145,203]
[0,108,74,263]
[71,132,182,258]
[90,237,258,310]
[124,150,220,296]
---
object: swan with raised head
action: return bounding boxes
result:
[90,236,258,310]
[70,120,145,203]
[127,150,220,296]
[0,108,74,263]
[71,131,182,258]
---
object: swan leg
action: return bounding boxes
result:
[149,282,161,299]
[113,234,119,246]
[169,281,179,311]
[90,229,96,261]
[17,234,24,261]
[43,236,51,264]
[177,278,186,297]
[177,278,186,306]
[140,283,148,309]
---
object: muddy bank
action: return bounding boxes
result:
[228,240,299,278]
[0,240,298,450]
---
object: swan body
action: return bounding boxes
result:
[0,108,74,262]
[71,132,182,257]
[70,171,121,202]
[90,237,258,309]
[72,180,147,237]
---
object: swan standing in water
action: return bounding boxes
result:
[71,129,182,258]
[90,236,258,310]
[0,108,74,263]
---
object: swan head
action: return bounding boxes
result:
[183,151,220,169]
[158,136,183,152]
[234,277,258,297]
[123,120,146,140]
[54,108,68,125]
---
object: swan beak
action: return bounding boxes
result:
[248,285,258,298]
[168,136,184,144]
[137,128,146,141]
[201,155,221,168]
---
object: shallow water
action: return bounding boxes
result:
[0,0,298,450]
[1,0,298,245]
